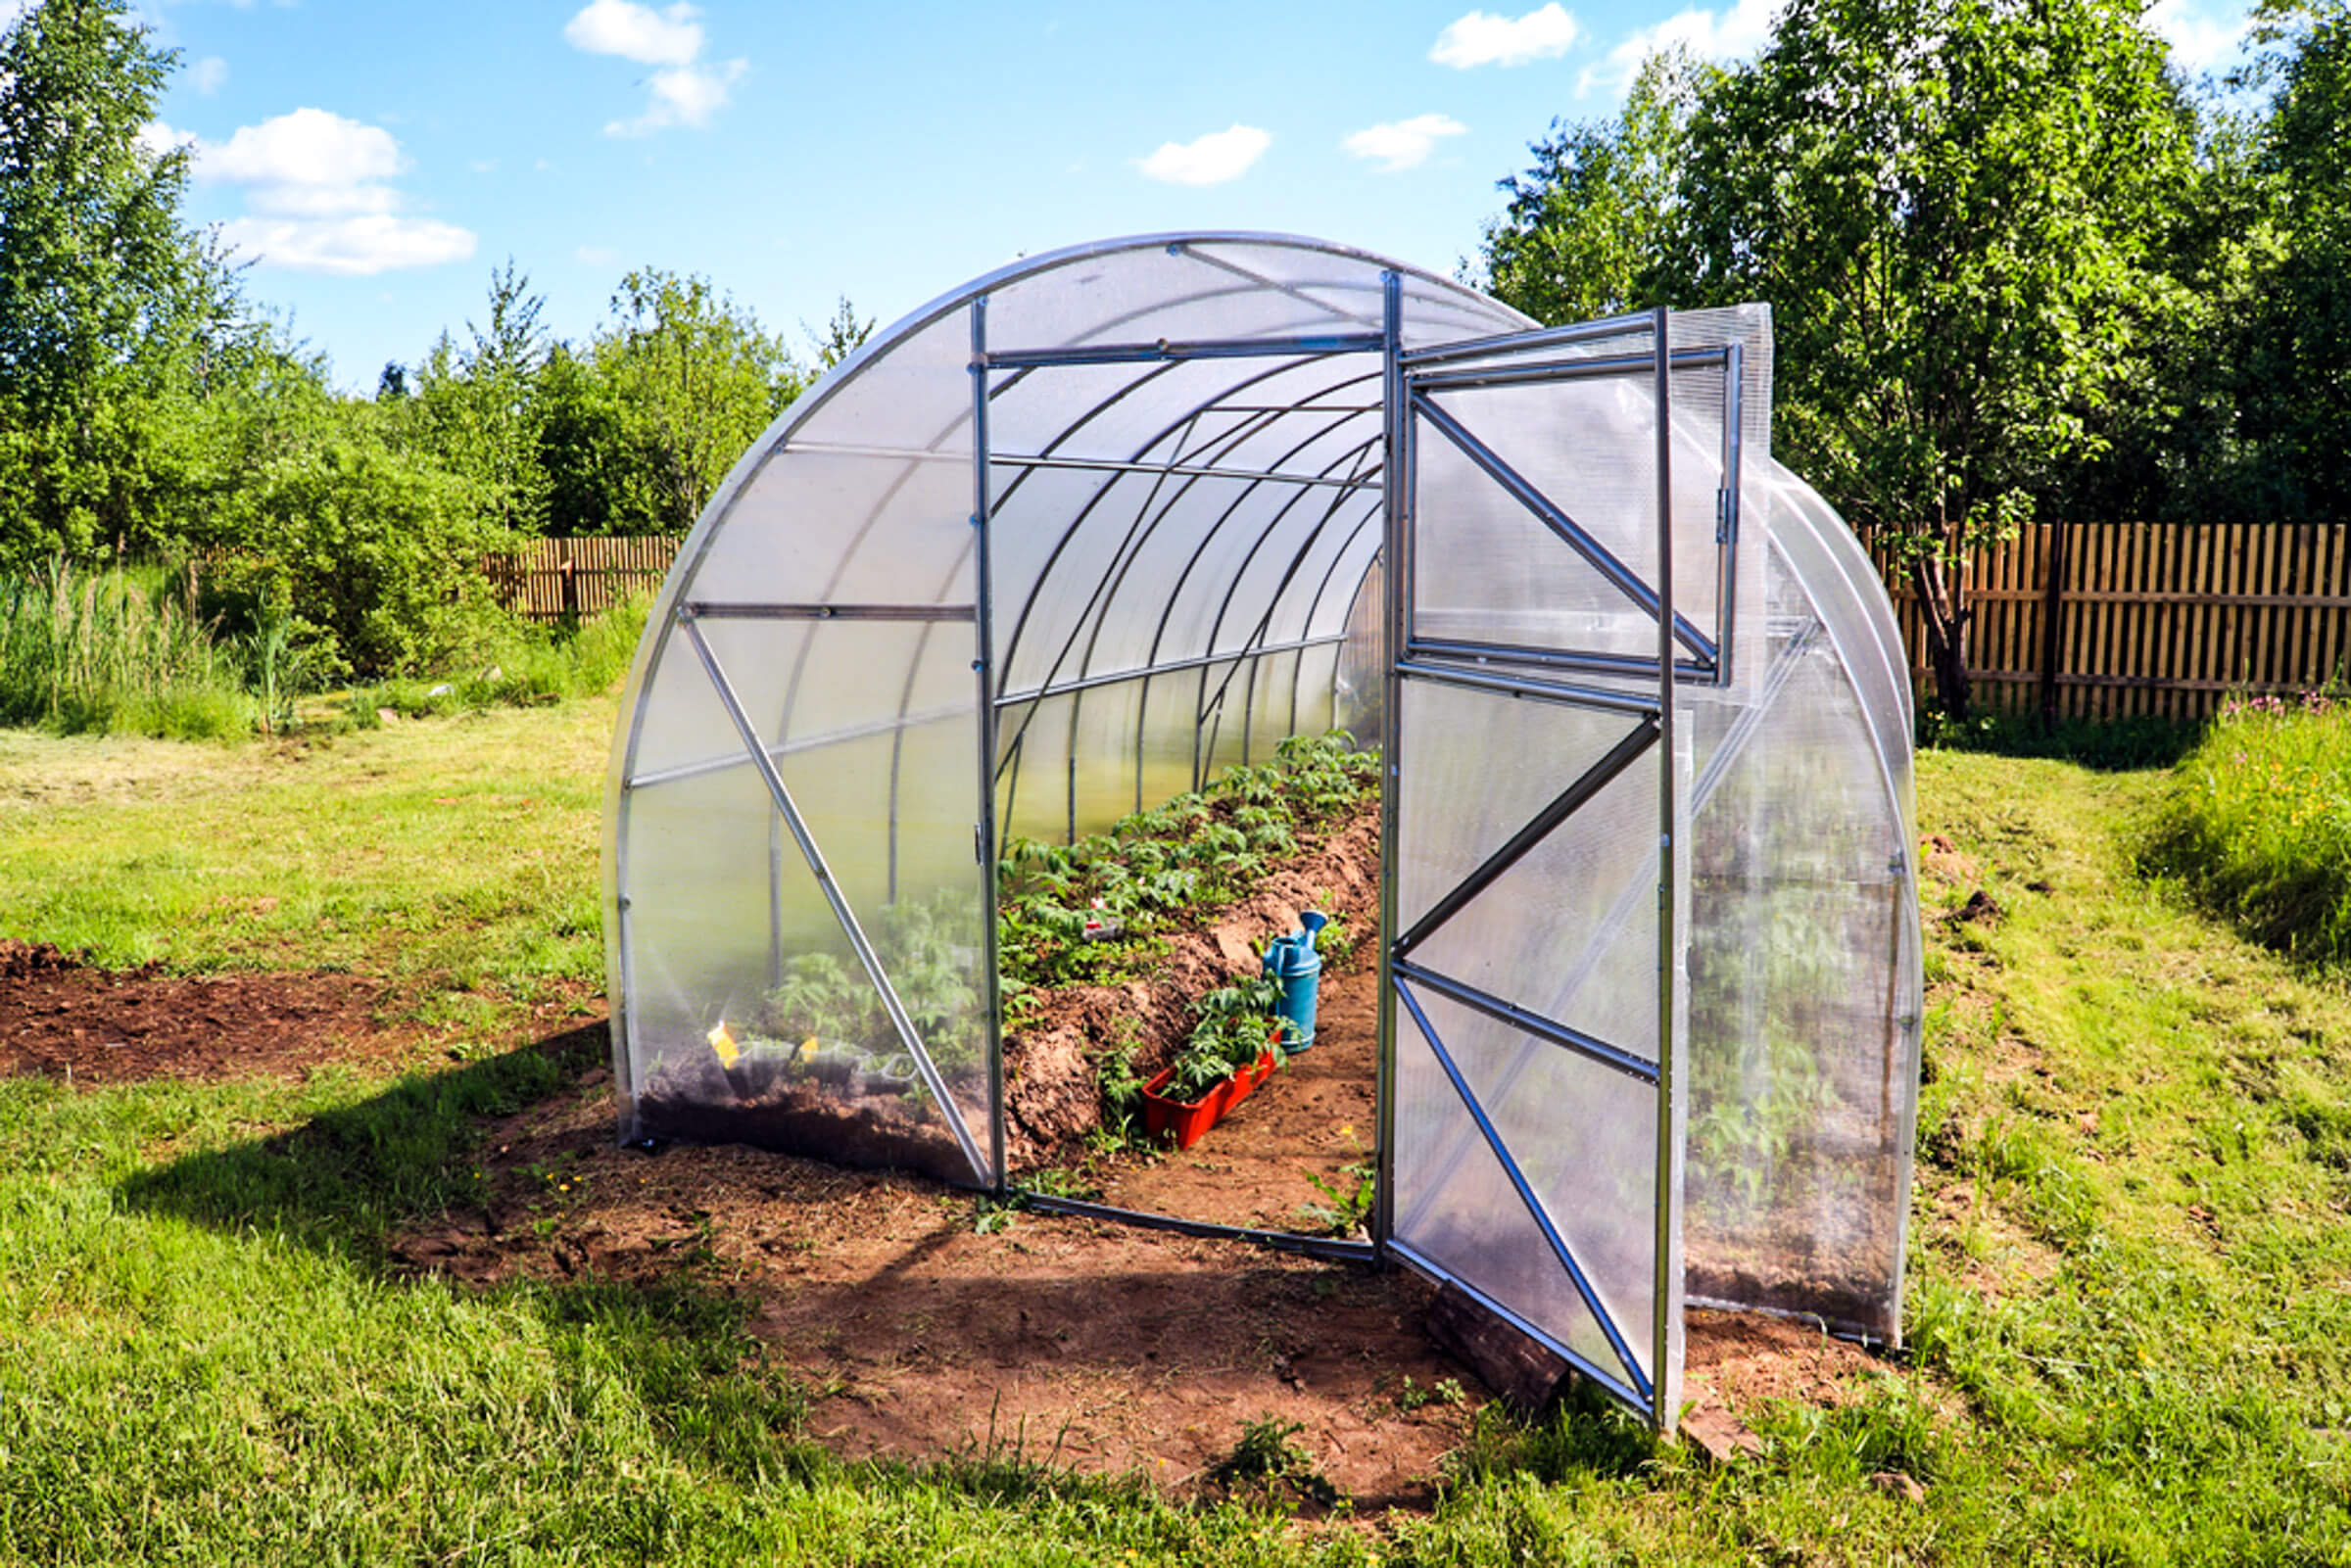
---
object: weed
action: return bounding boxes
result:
[1206,1414,1340,1510]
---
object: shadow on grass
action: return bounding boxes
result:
[1919,708,2206,772]
[110,1021,826,1490]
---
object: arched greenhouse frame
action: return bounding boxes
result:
[601,233,1925,1430]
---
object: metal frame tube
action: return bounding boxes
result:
[1397,313,1657,369]
[1373,271,1406,1264]
[1406,635,1713,686]
[1649,305,1685,1433]
[1715,341,1745,689]
[972,298,1009,1192]
[1391,659,1661,718]
[1394,960,1659,1086]
[986,451,1378,491]
[982,330,1384,368]
[675,611,990,1183]
[1406,344,1731,396]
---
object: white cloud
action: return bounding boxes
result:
[135,119,197,161]
[200,107,404,188]
[216,214,476,277]
[192,56,228,95]
[1431,4,1580,68]
[1578,0,1775,95]
[576,244,619,266]
[563,0,702,66]
[1137,123,1271,186]
[1343,113,1466,172]
[2144,0,2251,72]
[567,0,741,135]
[182,109,475,275]
[604,58,745,135]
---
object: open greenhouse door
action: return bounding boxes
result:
[1375,296,1745,1428]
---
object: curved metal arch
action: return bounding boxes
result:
[1028,392,1386,765]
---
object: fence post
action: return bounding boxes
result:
[2037,519,2069,726]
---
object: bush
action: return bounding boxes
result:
[201,430,511,682]
[2142,690,2351,964]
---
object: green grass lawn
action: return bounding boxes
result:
[1,703,2348,1562]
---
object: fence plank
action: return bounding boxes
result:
[487,536,681,623]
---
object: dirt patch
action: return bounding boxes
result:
[0,938,413,1084]
[400,1057,1477,1511]
[1682,1307,1885,1417]
[6,918,1909,1506]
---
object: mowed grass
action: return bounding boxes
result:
[0,698,615,1005]
[1,703,2350,1561]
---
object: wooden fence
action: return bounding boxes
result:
[490,526,2351,722]
[1876,523,2351,722]
[486,535,677,622]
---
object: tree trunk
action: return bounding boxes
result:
[1912,554,1973,721]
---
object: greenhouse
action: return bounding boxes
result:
[600,233,1924,1430]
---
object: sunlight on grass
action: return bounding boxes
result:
[0,697,616,1001]
[5,720,2351,1558]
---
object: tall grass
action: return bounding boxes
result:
[356,591,651,720]
[0,560,652,741]
[0,561,255,738]
[2142,689,2351,964]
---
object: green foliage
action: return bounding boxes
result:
[2141,689,2351,964]
[576,268,801,536]
[1206,1415,1340,1510]
[995,732,1377,991]
[1484,51,1705,322]
[0,557,252,737]
[0,0,251,567]
[1482,0,2197,720]
[1163,974,1284,1103]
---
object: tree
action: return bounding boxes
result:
[412,260,551,535]
[591,268,799,534]
[2229,2,2351,520]
[1483,51,1704,322]
[1483,0,2198,718]
[0,0,244,563]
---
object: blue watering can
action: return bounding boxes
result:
[1262,910,1328,1053]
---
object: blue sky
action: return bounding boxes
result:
[105,0,2256,390]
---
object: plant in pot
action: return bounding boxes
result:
[1141,976,1287,1150]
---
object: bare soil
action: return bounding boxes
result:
[0,916,1898,1510]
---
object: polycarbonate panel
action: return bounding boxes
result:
[1395,678,1662,1062]
[1414,370,1728,664]
[689,448,975,609]
[1683,612,1913,1340]
[618,621,989,1187]
[1391,982,1657,1390]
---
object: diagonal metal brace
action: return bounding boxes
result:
[1394,974,1653,1400]
[1411,392,1717,667]
[676,610,991,1185]
[1392,712,1659,962]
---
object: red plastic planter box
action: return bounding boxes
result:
[1140,1045,1279,1151]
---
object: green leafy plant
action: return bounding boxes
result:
[1206,1414,1340,1510]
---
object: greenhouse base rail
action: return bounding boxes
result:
[1018,1192,1376,1264]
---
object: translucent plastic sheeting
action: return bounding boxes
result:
[1393,679,1662,1063]
[1392,979,1660,1396]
